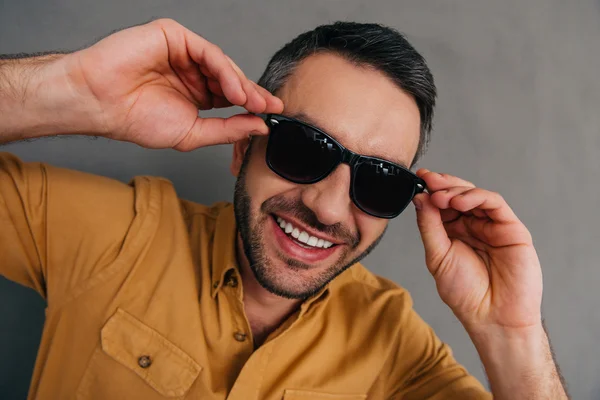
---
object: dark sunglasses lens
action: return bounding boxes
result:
[267,120,340,182]
[354,161,416,217]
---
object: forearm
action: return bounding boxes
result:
[469,322,568,400]
[0,52,102,143]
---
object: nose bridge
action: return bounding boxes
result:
[324,162,352,190]
[302,163,353,225]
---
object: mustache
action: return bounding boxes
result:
[261,196,360,248]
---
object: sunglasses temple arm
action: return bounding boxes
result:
[252,113,268,120]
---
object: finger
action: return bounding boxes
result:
[417,169,476,192]
[226,55,284,113]
[205,68,277,113]
[226,57,281,108]
[151,21,212,108]
[430,186,475,209]
[471,208,489,219]
[197,94,214,110]
[212,95,234,108]
[433,186,491,220]
[224,55,270,113]
[252,82,284,114]
[206,78,246,108]
[439,208,462,223]
[183,29,247,106]
[174,113,269,151]
[205,78,237,107]
[440,191,532,247]
[413,192,452,271]
[449,188,520,223]
[443,218,490,252]
[207,77,225,97]
[462,216,532,247]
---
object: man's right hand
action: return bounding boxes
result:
[55,18,283,150]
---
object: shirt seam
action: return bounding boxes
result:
[45,176,162,314]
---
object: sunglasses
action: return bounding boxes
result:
[262,114,426,219]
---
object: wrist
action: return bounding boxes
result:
[0,53,105,141]
[468,322,547,363]
[468,322,567,400]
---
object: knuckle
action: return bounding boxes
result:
[209,43,225,57]
[154,18,177,27]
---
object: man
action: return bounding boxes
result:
[0,18,568,399]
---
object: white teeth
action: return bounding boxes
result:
[275,216,335,249]
[298,231,309,244]
[284,222,293,234]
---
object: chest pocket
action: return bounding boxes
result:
[283,389,366,400]
[77,308,201,399]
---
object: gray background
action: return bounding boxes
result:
[0,0,598,398]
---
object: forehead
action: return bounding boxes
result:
[276,53,421,167]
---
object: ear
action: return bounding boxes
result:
[230,136,252,177]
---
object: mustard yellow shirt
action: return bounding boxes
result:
[0,152,491,399]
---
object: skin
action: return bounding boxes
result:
[0,18,568,399]
[230,53,421,343]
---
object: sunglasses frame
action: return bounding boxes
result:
[263,113,427,219]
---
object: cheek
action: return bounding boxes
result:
[243,144,300,210]
[355,213,387,248]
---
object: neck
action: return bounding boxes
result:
[236,234,302,347]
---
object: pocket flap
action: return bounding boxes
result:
[283,389,366,400]
[101,308,201,397]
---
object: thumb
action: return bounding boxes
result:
[174,113,269,151]
[413,192,452,273]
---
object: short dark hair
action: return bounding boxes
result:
[258,21,436,167]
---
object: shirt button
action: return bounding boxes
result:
[227,276,238,288]
[138,355,152,368]
[234,332,247,342]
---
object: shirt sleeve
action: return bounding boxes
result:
[384,293,492,399]
[0,152,137,307]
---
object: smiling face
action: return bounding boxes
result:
[232,52,421,299]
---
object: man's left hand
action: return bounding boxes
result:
[412,169,543,333]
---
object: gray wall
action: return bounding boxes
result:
[1,0,598,398]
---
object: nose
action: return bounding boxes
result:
[300,164,354,226]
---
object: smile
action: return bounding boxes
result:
[274,216,334,249]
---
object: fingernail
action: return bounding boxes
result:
[413,198,423,210]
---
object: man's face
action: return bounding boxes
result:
[232,53,421,299]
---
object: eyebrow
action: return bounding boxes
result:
[285,111,411,169]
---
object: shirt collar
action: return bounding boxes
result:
[209,203,331,307]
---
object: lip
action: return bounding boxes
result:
[270,215,339,263]
[272,213,343,245]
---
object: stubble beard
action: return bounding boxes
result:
[232,150,386,300]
